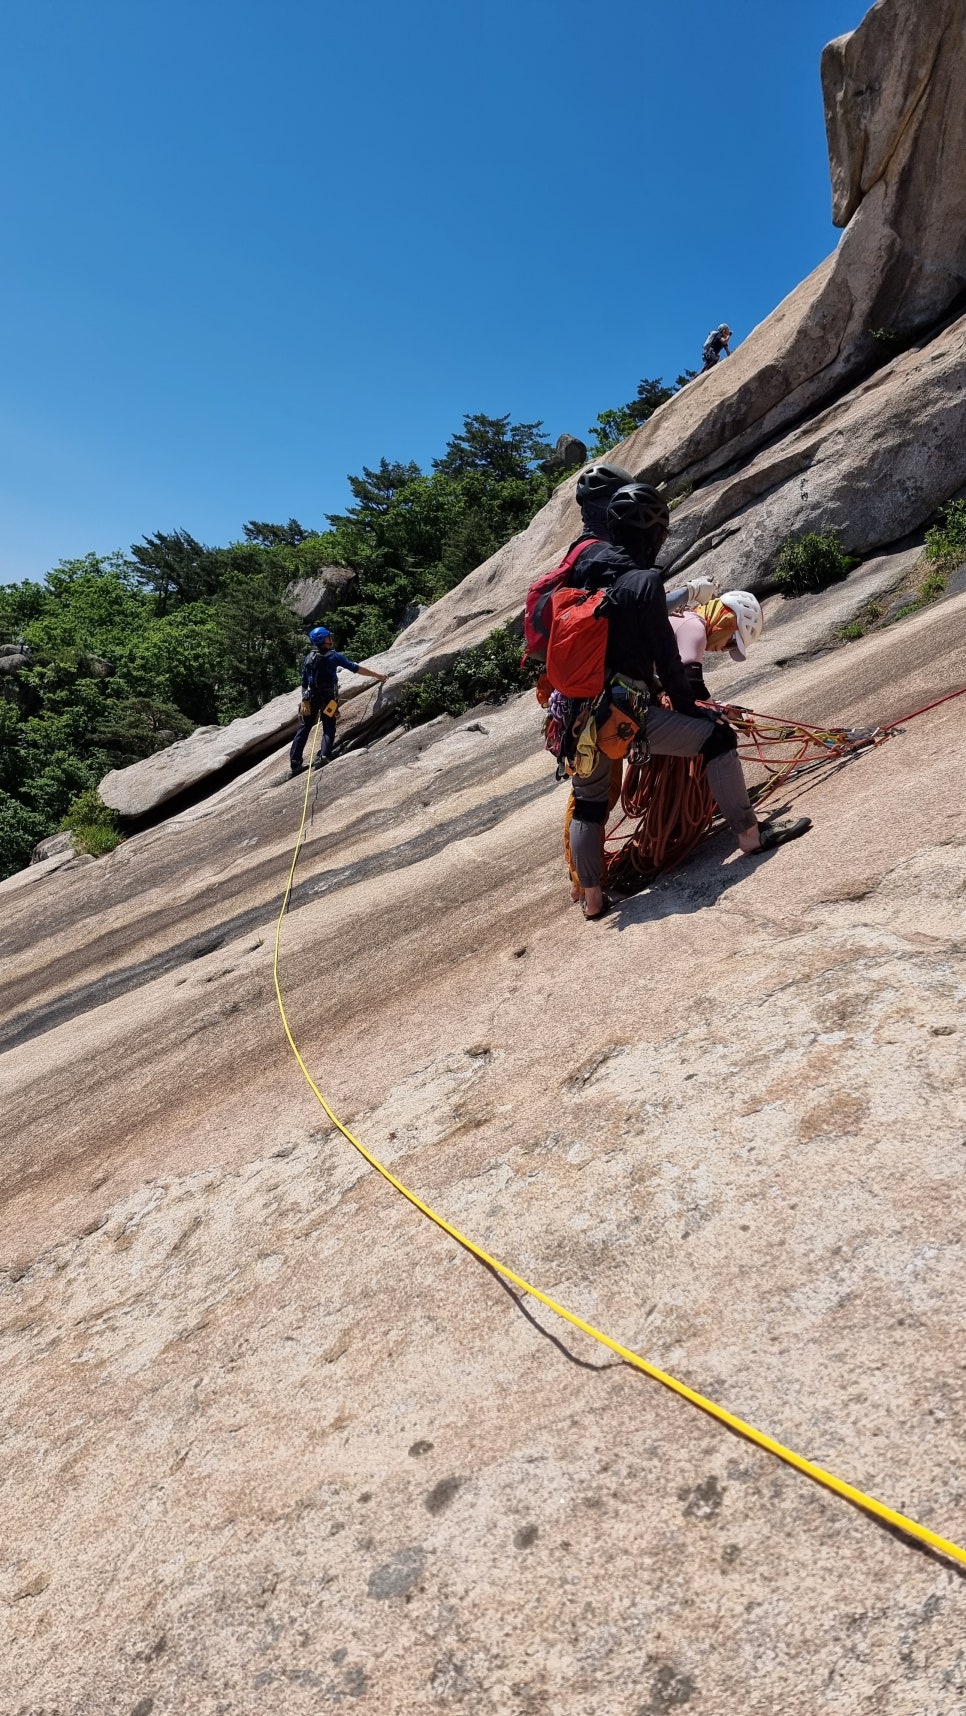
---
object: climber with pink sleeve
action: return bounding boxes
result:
[669,590,764,702]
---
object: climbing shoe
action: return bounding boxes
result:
[750,816,811,854]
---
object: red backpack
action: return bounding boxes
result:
[522,537,599,662]
[545,586,610,699]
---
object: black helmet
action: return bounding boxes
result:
[606,483,670,536]
[575,461,635,508]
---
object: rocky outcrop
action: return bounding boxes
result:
[540,432,588,474]
[30,831,78,866]
[98,665,383,819]
[661,309,966,589]
[0,645,32,674]
[615,0,966,497]
[283,564,356,626]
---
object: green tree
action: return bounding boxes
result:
[432,413,549,481]
[587,375,694,456]
[211,552,303,719]
[243,518,317,547]
[130,529,221,613]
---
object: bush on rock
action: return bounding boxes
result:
[924,500,966,572]
[774,531,857,597]
[61,789,122,857]
[399,627,537,726]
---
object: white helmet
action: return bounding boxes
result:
[719,590,763,658]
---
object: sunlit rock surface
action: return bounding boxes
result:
[3,597,966,1711]
[5,2,966,1706]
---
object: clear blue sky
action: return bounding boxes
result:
[0,0,869,583]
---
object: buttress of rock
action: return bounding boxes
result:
[614,0,966,499]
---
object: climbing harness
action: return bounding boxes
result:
[274,702,966,1571]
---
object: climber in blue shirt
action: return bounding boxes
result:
[290,626,387,774]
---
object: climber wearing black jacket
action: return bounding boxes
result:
[567,484,810,920]
[592,551,699,712]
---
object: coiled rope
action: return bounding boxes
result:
[606,704,899,888]
[273,708,966,1570]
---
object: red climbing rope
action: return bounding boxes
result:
[602,688,966,891]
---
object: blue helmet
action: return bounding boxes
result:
[308,626,332,647]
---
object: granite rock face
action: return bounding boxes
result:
[3,600,966,1711]
[661,310,966,590]
[618,0,966,497]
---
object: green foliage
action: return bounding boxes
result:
[243,517,317,547]
[0,794,49,876]
[0,543,302,877]
[836,597,885,642]
[431,413,550,480]
[318,416,556,657]
[61,788,122,857]
[885,565,951,626]
[398,627,538,726]
[918,570,949,602]
[868,327,913,360]
[588,375,695,456]
[925,499,966,570]
[774,531,857,597]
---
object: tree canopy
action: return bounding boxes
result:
[587,374,696,456]
[0,374,686,878]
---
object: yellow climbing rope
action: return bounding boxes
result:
[273,721,966,1570]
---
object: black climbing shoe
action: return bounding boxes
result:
[749,816,812,854]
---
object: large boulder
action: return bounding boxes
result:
[30,831,78,866]
[0,648,32,675]
[540,432,588,474]
[283,565,356,626]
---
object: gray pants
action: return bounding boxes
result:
[569,707,756,889]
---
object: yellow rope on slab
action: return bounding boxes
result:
[273,721,966,1570]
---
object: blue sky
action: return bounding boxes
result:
[0,0,868,584]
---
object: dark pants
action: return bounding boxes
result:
[569,705,756,889]
[290,703,337,769]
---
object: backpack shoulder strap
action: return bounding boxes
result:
[560,536,601,577]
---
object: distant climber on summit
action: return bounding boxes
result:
[289,626,387,776]
[702,324,733,370]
